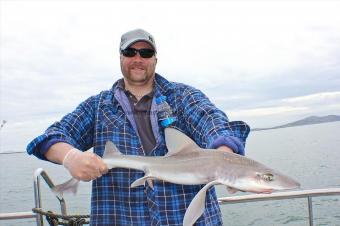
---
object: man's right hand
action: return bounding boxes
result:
[62,148,109,181]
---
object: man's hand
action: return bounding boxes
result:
[217,145,234,154]
[63,148,109,181]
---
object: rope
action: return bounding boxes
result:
[32,208,90,226]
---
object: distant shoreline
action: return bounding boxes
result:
[0,151,26,154]
[252,115,340,131]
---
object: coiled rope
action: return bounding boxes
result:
[32,208,90,226]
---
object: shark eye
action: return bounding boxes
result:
[262,173,274,182]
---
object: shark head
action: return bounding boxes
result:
[219,154,301,193]
[236,170,300,193]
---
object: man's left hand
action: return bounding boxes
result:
[217,145,234,153]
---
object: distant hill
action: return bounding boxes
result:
[252,115,340,131]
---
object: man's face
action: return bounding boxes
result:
[120,41,157,86]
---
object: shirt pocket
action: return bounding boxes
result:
[97,104,125,128]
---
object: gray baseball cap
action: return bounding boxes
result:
[119,29,157,52]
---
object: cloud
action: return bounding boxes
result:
[230,106,309,118]
[1,1,340,150]
[282,91,340,104]
[227,91,340,127]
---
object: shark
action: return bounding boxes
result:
[53,127,300,226]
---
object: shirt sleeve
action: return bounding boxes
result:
[26,95,97,160]
[179,86,250,155]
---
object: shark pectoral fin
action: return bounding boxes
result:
[131,176,147,188]
[183,180,220,226]
[131,176,154,188]
[52,178,80,197]
[147,179,154,190]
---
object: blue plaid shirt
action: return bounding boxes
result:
[27,74,250,225]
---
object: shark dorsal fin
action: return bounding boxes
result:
[103,141,122,159]
[164,128,200,156]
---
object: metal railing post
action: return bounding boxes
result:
[34,168,44,226]
[308,197,313,226]
[33,168,68,226]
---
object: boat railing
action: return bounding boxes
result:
[218,187,340,226]
[0,168,339,226]
[0,168,67,226]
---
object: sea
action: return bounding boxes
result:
[1,122,340,226]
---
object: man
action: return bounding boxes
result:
[27,29,250,225]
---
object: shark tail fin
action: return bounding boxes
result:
[183,180,220,226]
[103,141,122,160]
[52,178,80,197]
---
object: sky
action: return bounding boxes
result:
[1,0,340,152]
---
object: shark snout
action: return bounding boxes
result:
[284,178,300,189]
[272,175,301,191]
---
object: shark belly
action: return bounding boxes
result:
[146,158,215,185]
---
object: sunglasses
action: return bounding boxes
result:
[121,48,155,58]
